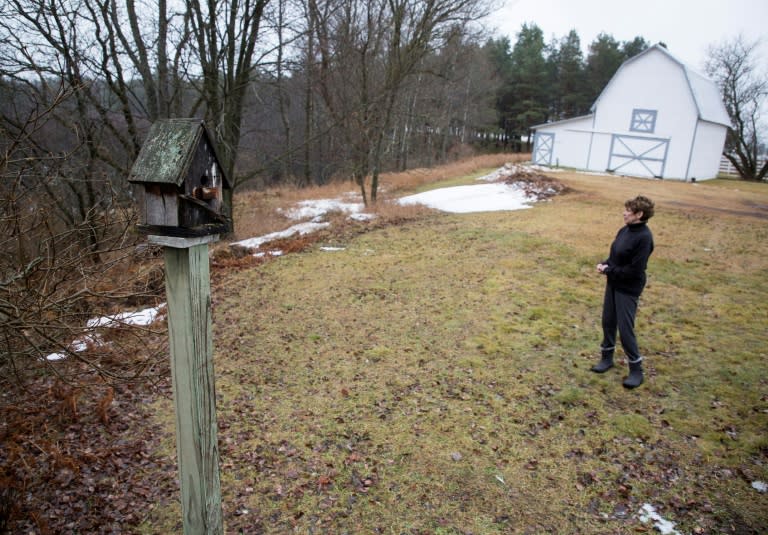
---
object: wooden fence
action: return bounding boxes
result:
[719,155,767,176]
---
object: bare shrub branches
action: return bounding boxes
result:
[706,36,768,181]
[0,90,165,387]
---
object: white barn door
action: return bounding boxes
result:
[608,134,669,178]
[532,132,554,166]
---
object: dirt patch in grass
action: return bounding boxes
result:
[666,199,768,219]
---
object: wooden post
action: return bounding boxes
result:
[151,234,223,535]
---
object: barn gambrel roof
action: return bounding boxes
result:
[591,44,731,127]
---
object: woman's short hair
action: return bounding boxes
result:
[625,196,655,221]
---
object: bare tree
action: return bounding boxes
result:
[368,1,492,202]
[307,0,491,204]
[706,36,768,181]
[0,85,163,385]
[1,0,277,221]
[398,31,499,166]
[0,1,172,383]
[0,0,279,382]
[187,0,271,196]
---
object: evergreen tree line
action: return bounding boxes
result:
[485,24,651,149]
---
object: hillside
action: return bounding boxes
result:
[2,156,767,534]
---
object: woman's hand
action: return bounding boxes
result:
[596,263,609,274]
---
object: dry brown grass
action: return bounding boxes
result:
[140,161,767,534]
[375,153,529,195]
[550,170,768,220]
[230,153,528,242]
[521,171,768,278]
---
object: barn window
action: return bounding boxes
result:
[630,109,657,133]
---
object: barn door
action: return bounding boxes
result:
[532,132,554,166]
[608,134,669,178]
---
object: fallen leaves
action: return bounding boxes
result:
[0,376,177,533]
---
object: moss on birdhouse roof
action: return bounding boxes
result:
[128,119,230,187]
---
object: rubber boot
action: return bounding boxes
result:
[590,347,614,373]
[622,358,644,389]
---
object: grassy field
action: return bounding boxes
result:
[142,160,768,534]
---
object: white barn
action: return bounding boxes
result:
[531,45,731,180]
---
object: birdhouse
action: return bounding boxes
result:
[128,119,232,237]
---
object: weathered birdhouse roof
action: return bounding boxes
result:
[128,119,231,188]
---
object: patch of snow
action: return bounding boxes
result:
[752,480,767,493]
[638,503,682,535]
[349,212,376,221]
[44,304,166,362]
[232,221,331,250]
[398,183,533,213]
[232,164,550,254]
[281,198,364,220]
[69,338,92,353]
[319,246,346,252]
[254,250,284,258]
[86,304,166,329]
[68,335,104,353]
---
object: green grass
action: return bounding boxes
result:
[141,172,768,534]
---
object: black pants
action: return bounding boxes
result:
[601,283,642,362]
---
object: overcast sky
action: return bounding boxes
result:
[489,0,768,73]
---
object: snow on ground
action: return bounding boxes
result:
[45,304,166,361]
[232,196,375,253]
[279,195,365,220]
[233,163,541,254]
[49,165,542,361]
[638,504,682,535]
[398,182,533,213]
[232,221,331,251]
[85,304,165,329]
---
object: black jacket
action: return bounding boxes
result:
[603,222,654,297]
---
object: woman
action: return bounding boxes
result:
[591,195,655,389]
